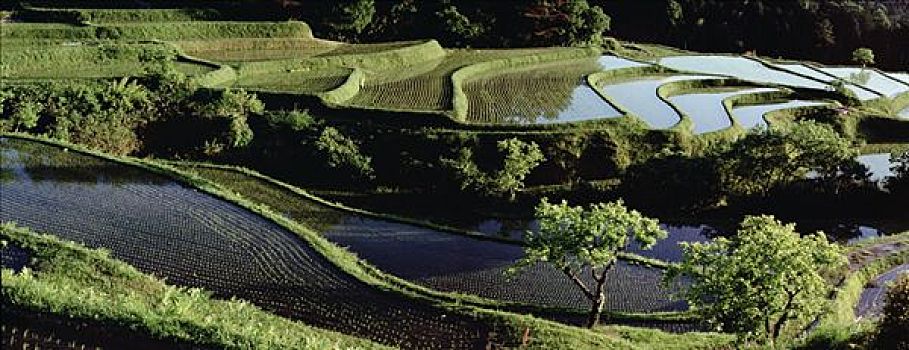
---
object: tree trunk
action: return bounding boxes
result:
[586,294,606,328]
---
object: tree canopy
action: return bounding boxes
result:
[512,198,667,327]
[666,215,845,345]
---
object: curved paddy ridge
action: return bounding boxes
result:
[732,100,828,129]
[0,138,490,349]
[668,88,777,134]
[598,75,714,129]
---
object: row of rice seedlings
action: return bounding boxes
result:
[0,138,490,349]
[463,58,604,124]
[182,165,686,314]
[347,48,562,111]
[234,67,352,93]
[174,38,341,63]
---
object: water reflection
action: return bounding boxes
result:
[0,138,168,186]
[820,67,909,97]
[668,88,777,134]
[772,63,879,100]
[732,100,827,129]
[856,153,896,183]
[598,75,714,129]
[658,56,829,90]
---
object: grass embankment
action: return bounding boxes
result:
[0,223,390,350]
[801,232,909,348]
[1,133,724,349]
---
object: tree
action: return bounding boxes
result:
[442,138,544,201]
[10,100,41,132]
[886,151,909,195]
[195,89,263,155]
[666,215,845,345]
[324,0,376,36]
[511,199,667,328]
[715,121,856,197]
[875,274,909,350]
[315,126,374,180]
[523,0,611,46]
[852,47,875,68]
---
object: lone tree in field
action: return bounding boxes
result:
[666,215,845,346]
[511,199,667,328]
[852,47,875,68]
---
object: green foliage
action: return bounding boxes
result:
[667,215,846,345]
[852,48,875,67]
[715,121,857,197]
[195,89,262,154]
[315,126,374,180]
[436,5,487,47]
[524,0,611,47]
[886,151,909,195]
[875,274,909,350]
[512,198,667,327]
[442,138,544,200]
[319,0,376,36]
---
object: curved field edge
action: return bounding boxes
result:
[0,132,722,349]
[168,161,673,268]
[167,161,686,321]
[0,223,391,350]
[450,47,602,121]
[807,239,909,346]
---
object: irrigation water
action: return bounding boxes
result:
[668,87,777,134]
[597,75,714,129]
[731,100,828,129]
[658,56,830,90]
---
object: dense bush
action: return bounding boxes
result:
[441,137,545,201]
[0,70,262,158]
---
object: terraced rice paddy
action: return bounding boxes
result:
[668,88,777,134]
[731,100,828,129]
[182,165,686,314]
[889,73,909,85]
[596,55,649,70]
[658,56,830,91]
[818,67,909,97]
[464,58,622,124]
[598,75,713,129]
[772,63,880,100]
[901,106,909,119]
[176,38,340,62]
[235,67,352,93]
[347,49,571,112]
[0,138,491,349]
[855,264,909,318]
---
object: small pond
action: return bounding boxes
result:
[668,87,777,134]
[818,67,909,97]
[598,75,714,129]
[731,100,828,129]
[658,56,830,90]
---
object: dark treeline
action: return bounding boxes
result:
[287,0,908,70]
